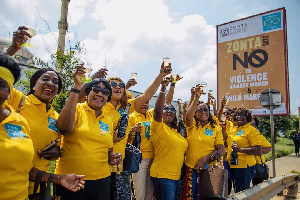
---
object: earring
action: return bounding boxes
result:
[7,94,10,99]
[33,87,35,91]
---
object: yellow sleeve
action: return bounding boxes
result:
[261,135,271,148]
[7,88,25,110]
[248,127,262,146]
[150,119,163,135]
[128,98,136,114]
[214,126,224,145]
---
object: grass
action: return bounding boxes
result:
[264,137,295,162]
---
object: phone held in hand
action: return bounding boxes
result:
[40,138,60,151]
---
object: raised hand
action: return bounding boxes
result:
[91,68,108,79]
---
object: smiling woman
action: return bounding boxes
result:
[0,53,85,200]
[6,67,64,197]
[55,66,122,200]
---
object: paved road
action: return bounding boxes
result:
[266,153,300,199]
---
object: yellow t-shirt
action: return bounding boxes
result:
[150,120,188,180]
[255,135,271,164]
[0,105,34,200]
[55,102,113,180]
[128,108,154,159]
[7,89,60,194]
[102,98,136,172]
[185,118,224,169]
[227,123,262,168]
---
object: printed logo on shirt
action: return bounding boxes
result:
[236,130,245,136]
[142,121,151,139]
[48,117,58,132]
[99,120,110,135]
[204,128,214,136]
[5,123,27,138]
[118,107,125,116]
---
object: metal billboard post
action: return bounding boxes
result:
[259,89,282,178]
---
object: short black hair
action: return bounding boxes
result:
[28,68,63,95]
[0,54,21,84]
[85,78,112,102]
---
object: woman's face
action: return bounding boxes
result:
[162,105,176,123]
[234,111,248,126]
[109,79,125,101]
[136,101,149,114]
[0,77,10,106]
[87,82,110,110]
[195,103,209,122]
[33,71,59,104]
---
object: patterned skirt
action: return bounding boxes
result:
[110,171,131,200]
[180,164,209,200]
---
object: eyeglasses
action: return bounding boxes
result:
[163,107,176,113]
[110,81,125,88]
[92,85,110,96]
[197,108,209,113]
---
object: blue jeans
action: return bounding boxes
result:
[231,165,256,193]
[150,177,182,200]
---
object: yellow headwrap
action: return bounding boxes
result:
[0,66,15,94]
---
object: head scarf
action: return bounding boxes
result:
[0,66,14,94]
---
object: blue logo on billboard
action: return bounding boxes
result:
[262,12,281,31]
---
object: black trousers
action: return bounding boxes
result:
[58,176,111,200]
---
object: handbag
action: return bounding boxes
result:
[253,156,269,180]
[200,152,228,200]
[123,143,142,173]
[29,171,54,200]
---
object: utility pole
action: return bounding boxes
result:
[56,0,70,73]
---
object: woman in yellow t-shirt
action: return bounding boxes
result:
[6,30,63,197]
[227,108,262,193]
[150,79,188,200]
[181,85,225,199]
[0,53,84,200]
[55,66,122,200]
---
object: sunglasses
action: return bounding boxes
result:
[110,81,125,88]
[197,108,209,113]
[163,107,176,113]
[92,85,110,96]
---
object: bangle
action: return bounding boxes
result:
[70,88,80,93]
[160,91,165,94]
[209,153,214,161]
[171,82,176,86]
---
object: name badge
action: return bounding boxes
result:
[142,121,151,139]
[236,130,245,136]
[99,121,110,135]
[204,128,214,136]
[5,123,27,138]
[48,117,58,132]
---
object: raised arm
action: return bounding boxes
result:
[217,97,227,121]
[56,66,84,135]
[77,68,108,103]
[5,26,31,56]
[153,79,170,122]
[186,85,201,127]
[166,74,182,103]
[135,63,171,110]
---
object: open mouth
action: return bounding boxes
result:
[43,88,54,95]
[113,90,122,94]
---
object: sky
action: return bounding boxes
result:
[0,0,299,116]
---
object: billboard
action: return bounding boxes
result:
[217,8,289,115]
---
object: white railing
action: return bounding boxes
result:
[227,173,299,200]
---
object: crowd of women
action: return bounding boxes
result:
[0,26,271,200]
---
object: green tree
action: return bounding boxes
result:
[258,115,296,142]
[15,41,84,113]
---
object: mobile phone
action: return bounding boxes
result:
[41,138,60,151]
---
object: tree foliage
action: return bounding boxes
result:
[257,115,299,141]
[16,42,84,113]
